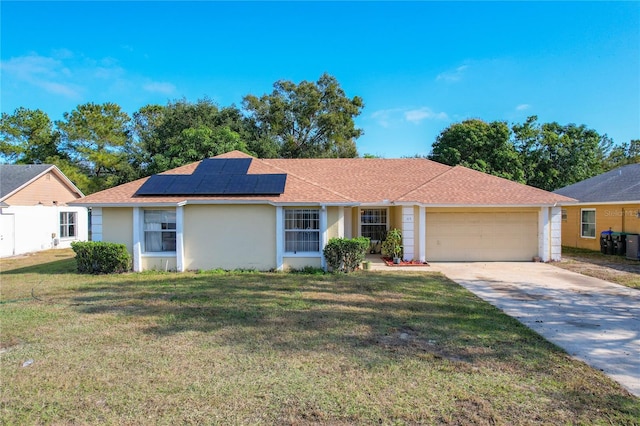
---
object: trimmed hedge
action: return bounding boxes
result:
[71,241,132,274]
[323,237,370,273]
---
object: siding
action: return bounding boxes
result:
[4,171,81,206]
[562,204,640,251]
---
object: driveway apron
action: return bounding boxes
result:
[429,262,640,397]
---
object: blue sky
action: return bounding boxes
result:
[1,1,638,158]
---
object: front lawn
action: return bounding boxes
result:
[559,246,640,289]
[1,250,638,424]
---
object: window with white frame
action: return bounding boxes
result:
[59,212,77,238]
[144,210,176,252]
[360,208,387,240]
[284,209,320,253]
[581,209,596,238]
[561,209,567,222]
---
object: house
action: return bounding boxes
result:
[70,151,574,272]
[0,164,88,257]
[554,164,640,251]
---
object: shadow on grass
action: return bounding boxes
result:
[0,257,77,275]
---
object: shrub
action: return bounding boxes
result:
[71,241,132,274]
[381,228,403,259]
[323,237,370,273]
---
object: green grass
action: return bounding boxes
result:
[1,250,638,425]
[559,246,640,289]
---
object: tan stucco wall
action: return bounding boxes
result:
[283,257,322,270]
[102,208,133,254]
[390,206,402,231]
[327,206,340,239]
[562,204,640,251]
[5,171,81,206]
[142,257,177,271]
[183,204,276,271]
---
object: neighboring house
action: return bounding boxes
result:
[0,164,88,257]
[70,151,574,272]
[554,163,640,251]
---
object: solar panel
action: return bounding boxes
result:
[134,158,286,196]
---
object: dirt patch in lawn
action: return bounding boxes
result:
[555,249,640,290]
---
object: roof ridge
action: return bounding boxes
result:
[257,157,356,203]
[394,163,455,201]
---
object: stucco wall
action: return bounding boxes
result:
[4,171,81,206]
[0,205,88,257]
[283,256,322,270]
[183,204,276,271]
[562,204,640,251]
[327,206,341,240]
[102,208,134,254]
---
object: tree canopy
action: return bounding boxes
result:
[243,73,364,158]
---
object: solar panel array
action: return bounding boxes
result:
[135,159,287,196]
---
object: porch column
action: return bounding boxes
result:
[538,207,551,262]
[132,207,142,272]
[550,206,562,261]
[91,207,102,242]
[402,206,415,261]
[418,206,426,263]
[175,205,185,272]
[338,207,344,237]
[275,206,284,271]
[320,205,328,270]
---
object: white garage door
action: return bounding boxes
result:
[426,212,538,261]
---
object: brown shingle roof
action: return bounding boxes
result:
[73,151,575,206]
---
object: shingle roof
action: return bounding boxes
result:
[553,164,640,203]
[0,164,55,200]
[73,151,575,206]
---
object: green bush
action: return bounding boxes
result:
[381,228,403,259]
[323,237,370,273]
[71,241,132,274]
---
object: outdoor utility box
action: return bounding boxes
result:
[626,234,640,261]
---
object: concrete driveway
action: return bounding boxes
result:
[429,262,640,397]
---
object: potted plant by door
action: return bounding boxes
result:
[382,228,403,264]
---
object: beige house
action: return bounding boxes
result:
[0,164,88,257]
[71,151,574,272]
[554,164,640,252]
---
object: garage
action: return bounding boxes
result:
[426,211,538,261]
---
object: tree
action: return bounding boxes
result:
[57,102,132,193]
[135,99,253,174]
[513,116,612,191]
[602,139,639,171]
[242,73,364,158]
[0,107,63,164]
[429,119,524,182]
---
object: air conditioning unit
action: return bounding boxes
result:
[626,234,640,260]
[53,238,60,247]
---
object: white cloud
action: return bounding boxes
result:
[404,107,448,123]
[0,54,82,98]
[516,104,531,111]
[371,106,448,127]
[143,81,177,95]
[436,65,469,82]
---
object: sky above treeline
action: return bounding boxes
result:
[1,1,638,158]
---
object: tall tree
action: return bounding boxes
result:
[429,119,524,182]
[57,102,132,193]
[0,107,62,164]
[135,99,252,174]
[602,139,639,171]
[513,116,612,191]
[242,73,364,158]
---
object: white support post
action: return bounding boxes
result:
[176,205,185,272]
[132,207,142,272]
[320,206,328,270]
[418,206,426,263]
[275,206,284,271]
[550,206,562,261]
[338,207,344,238]
[402,206,415,261]
[91,207,102,242]
[538,207,551,262]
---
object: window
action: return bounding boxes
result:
[561,209,567,222]
[285,209,320,253]
[581,209,596,238]
[60,212,77,238]
[144,210,176,252]
[361,208,387,240]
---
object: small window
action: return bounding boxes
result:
[144,210,176,252]
[581,209,596,238]
[361,208,387,240]
[284,209,320,253]
[60,212,77,238]
[561,209,567,222]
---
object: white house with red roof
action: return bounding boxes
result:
[71,151,575,271]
